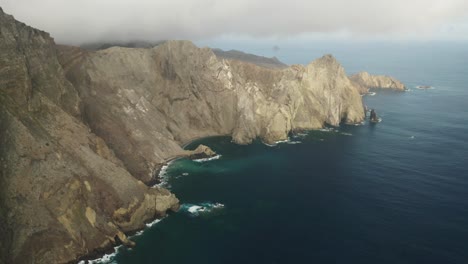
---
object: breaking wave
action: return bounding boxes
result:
[78,246,121,264]
[180,202,225,217]
[193,154,222,163]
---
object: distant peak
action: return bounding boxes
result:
[212,48,288,69]
[321,54,337,62]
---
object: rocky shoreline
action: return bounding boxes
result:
[0,8,404,263]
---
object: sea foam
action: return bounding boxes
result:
[78,246,122,264]
[181,202,225,217]
[193,154,222,163]
[152,160,175,188]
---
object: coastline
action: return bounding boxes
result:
[74,125,358,263]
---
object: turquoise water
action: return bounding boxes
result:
[106,44,468,264]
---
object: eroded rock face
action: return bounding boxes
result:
[1,7,375,264]
[350,71,406,93]
[58,44,365,182]
[0,9,178,264]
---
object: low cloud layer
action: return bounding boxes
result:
[2,0,468,44]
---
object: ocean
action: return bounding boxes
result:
[98,42,468,264]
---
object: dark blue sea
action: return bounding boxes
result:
[106,43,468,264]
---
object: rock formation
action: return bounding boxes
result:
[57,43,365,183]
[0,8,178,264]
[369,109,379,123]
[350,71,406,93]
[0,7,403,264]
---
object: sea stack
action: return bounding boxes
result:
[370,109,379,123]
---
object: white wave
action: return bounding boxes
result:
[188,205,205,214]
[367,92,376,96]
[146,218,163,228]
[275,139,290,144]
[152,160,175,188]
[263,137,302,147]
[319,127,337,132]
[181,202,225,216]
[78,246,122,264]
[341,132,353,136]
[193,154,222,163]
[409,135,415,139]
[132,230,144,237]
[353,121,365,126]
[182,172,189,176]
[212,202,225,209]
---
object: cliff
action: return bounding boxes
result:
[0,8,178,263]
[0,8,401,263]
[349,71,406,93]
[58,44,365,183]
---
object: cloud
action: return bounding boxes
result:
[2,0,468,44]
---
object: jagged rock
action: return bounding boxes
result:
[186,144,217,160]
[350,71,405,93]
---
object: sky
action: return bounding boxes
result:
[2,0,468,45]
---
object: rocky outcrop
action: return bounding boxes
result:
[350,71,405,93]
[0,8,178,264]
[369,109,378,123]
[1,8,375,264]
[186,145,217,160]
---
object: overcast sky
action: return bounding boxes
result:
[2,0,468,44]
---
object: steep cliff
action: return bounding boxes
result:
[0,8,178,264]
[350,71,406,93]
[0,7,393,263]
[58,43,365,183]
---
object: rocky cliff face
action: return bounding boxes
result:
[349,71,406,93]
[58,42,365,183]
[0,7,390,264]
[0,8,178,264]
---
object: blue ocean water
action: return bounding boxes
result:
[109,43,468,264]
